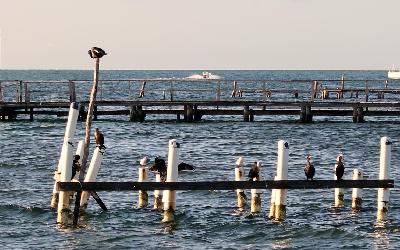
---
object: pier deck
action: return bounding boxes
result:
[1,78,400,122]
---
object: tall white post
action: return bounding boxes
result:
[235,157,246,209]
[377,137,391,221]
[251,162,262,213]
[334,154,345,207]
[71,140,84,181]
[352,169,363,210]
[162,139,180,223]
[268,176,277,219]
[138,157,149,208]
[153,173,163,211]
[51,102,79,209]
[274,140,289,220]
[80,147,106,210]
[56,141,74,225]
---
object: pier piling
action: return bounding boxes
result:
[138,157,149,208]
[274,140,289,220]
[377,137,391,221]
[234,157,247,209]
[352,169,363,210]
[162,139,180,223]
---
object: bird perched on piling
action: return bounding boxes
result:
[88,47,107,58]
[335,154,345,181]
[248,161,260,181]
[304,154,315,180]
[150,157,167,182]
[94,128,105,149]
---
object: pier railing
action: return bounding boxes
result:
[0,78,396,103]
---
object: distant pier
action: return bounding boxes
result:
[1,78,400,122]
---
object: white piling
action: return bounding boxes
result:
[268,176,277,219]
[138,157,149,208]
[56,141,74,225]
[377,137,391,221]
[51,102,79,209]
[352,169,363,210]
[153,173,163,211]
[80,147,106,210]
[162,139,180,223]
[334,154,345,207]
[251,162,262,213]
[71,140,84,181]
[274,140,289,220]
[235,157,246,208]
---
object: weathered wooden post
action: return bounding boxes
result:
[0,81,3,102]
[334,154,345,207]
[377,137,391,221]
[79,146,106,211]
[162,139,180,223]
[72,47,106,225]
[352,169,363,210]
[235,157,247,209]
[274,140,289,220]
[216,81,221,101]
[139,81,146,98]
[137,157,149,208]
[24,81,30,103]
[68,80,76,103]
[250,161,262,214]
[339,75,345,99]
[243,106,250,122]
[51,102,80,208]
[231,81,238,97]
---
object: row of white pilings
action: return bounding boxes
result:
[52,103,106,225]
[136,140,180,223]
[238,138,392,221]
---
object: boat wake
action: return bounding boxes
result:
[186,72,221,80]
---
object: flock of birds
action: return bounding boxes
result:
[92,128,345,182]
[304,154,345,181]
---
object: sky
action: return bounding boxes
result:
[0,0,399,70]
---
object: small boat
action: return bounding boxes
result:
[388,65,400,79]
[186,71,221,80]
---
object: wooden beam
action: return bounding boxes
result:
[58,179,394,192]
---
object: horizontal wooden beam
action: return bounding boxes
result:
[58,179,394,192]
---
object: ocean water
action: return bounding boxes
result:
[0,70,399,249]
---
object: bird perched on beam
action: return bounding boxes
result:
[335,154,345,181]
[248,161,260,181]
[94,128,105,149]
[304,154,315,180]
[88,47,107,58]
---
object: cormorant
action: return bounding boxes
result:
[94,128,105,149]
[304,154,315,180]
[248,161,260,181]
[88,47,107,59]
[335,154,345,181]
[71,155,81,180]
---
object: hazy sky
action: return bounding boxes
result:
[0,0,399,70]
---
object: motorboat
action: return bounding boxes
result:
[388,65,400,79]
[186,71,221,79]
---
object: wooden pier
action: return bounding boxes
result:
[1,78,400,122]
[58,179,395,192]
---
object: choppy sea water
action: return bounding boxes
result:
[0,70,399,249]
